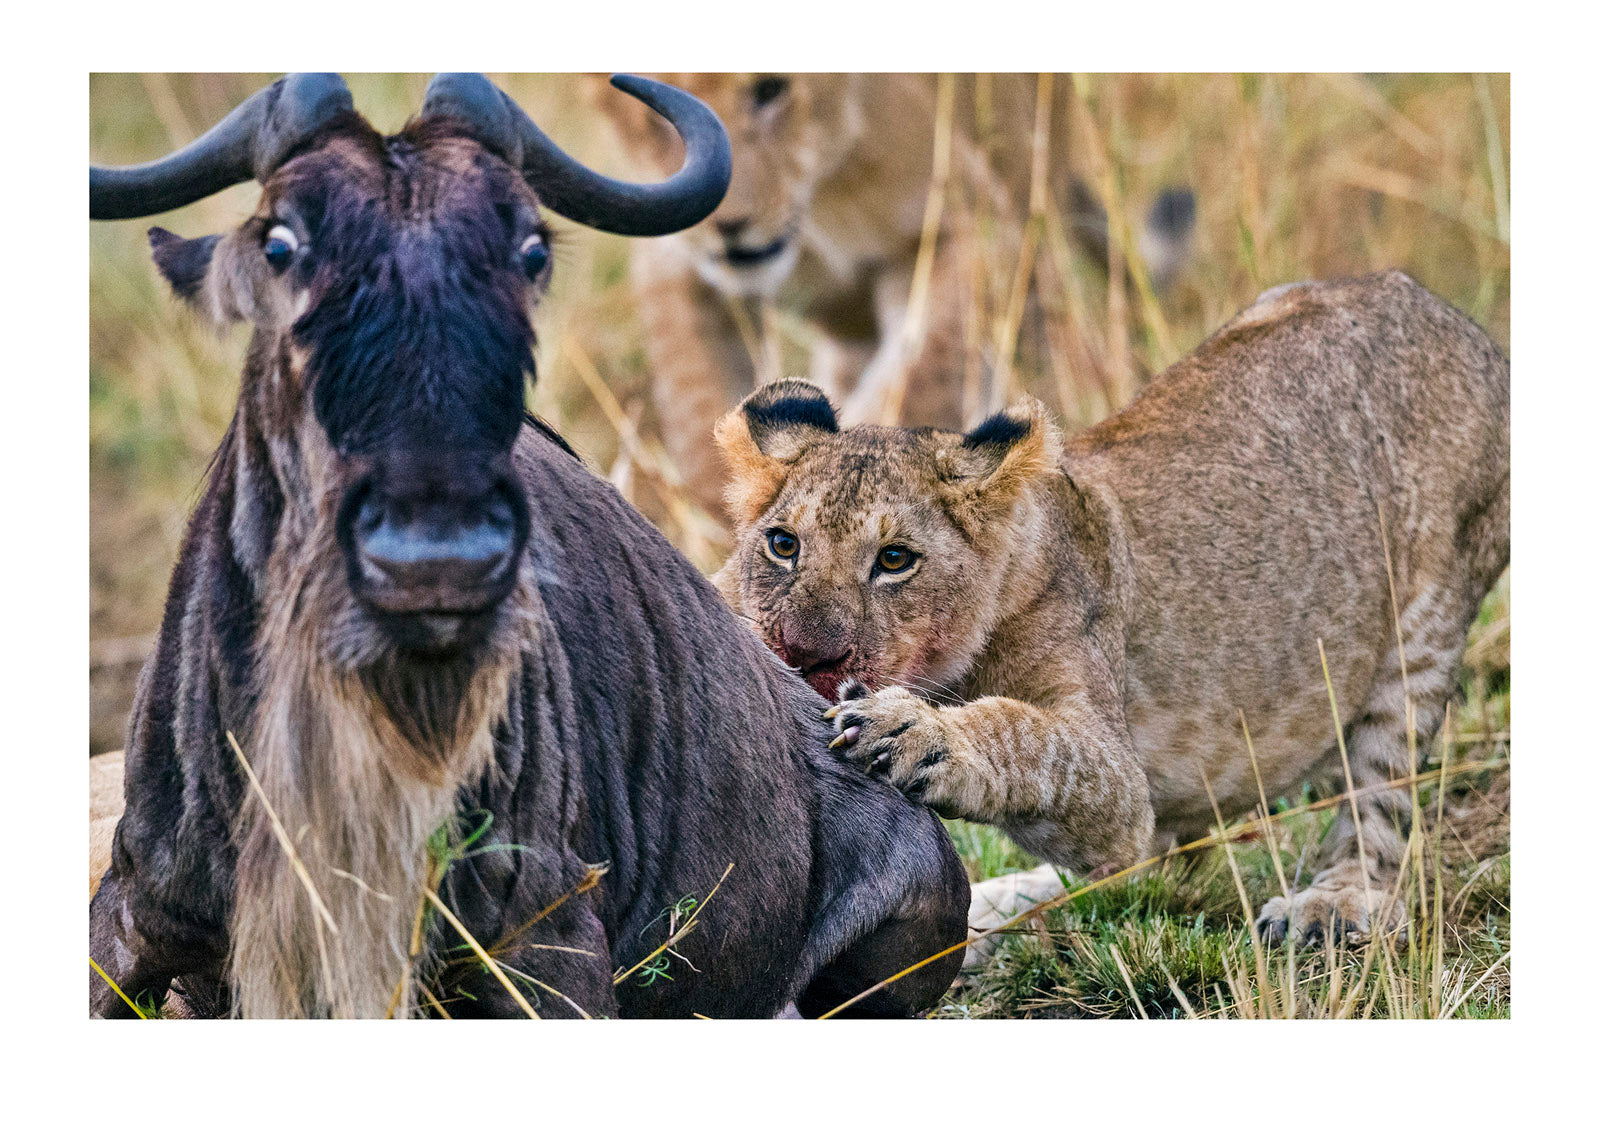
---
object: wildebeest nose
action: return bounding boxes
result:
[351,489,519,614]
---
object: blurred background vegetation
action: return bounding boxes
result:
[89,73,1509,755]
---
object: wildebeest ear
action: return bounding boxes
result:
[149,227,222,307]
[714,379,839,525]
[936,397,1062,525]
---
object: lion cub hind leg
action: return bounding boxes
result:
[1257,585,1475,947]
[1257,859,1403,948]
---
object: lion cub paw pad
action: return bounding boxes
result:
[1256,881,1404,948]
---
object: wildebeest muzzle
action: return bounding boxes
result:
[338,450,529,651]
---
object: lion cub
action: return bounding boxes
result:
[713,271,1508,950]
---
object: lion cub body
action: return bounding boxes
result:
[715,271,1509,946]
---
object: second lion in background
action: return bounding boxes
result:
[599,73,1194,521]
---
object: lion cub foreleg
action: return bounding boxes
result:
[827,684,1154,877]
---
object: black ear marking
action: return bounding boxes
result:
[742,379,838,453]
[938,398,1059,514]
[963,410,1033,450]
[149,227,220,303]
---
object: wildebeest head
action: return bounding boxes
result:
[93,74,729,667]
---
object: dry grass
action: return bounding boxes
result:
[89,73,1509,1018]
[939,749,1509,1019]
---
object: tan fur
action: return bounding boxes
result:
[602,74,1083,518]
[713,394,844,526]
[89,751,124,898]
[716,273,1509,953]
[934,397,1063,537]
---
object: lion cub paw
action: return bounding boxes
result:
[825,680,960,808]
[963,864,1068,969]
[1256,864,1405,947]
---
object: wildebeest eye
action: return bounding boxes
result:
[262,224,298,273]
[751,75,789,108]
[766,528,799,561]
[875,544,917,574]
[521,233,550,280]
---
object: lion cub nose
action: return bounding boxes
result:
[775,626,853,676]
[716,217,751,243]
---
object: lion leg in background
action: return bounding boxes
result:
[791,768,970,1017]
[632,242,763,521]
[963,863,1069,969]
[1259,441,1507,947]
[837,231,981,430]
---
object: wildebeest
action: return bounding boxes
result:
[88,73,968,1018]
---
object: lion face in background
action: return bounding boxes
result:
[599,73,867,298]
[712,380,1060,701]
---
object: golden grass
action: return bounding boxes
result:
[822,751,1507,1019]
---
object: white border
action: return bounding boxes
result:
[5,0,1595,1123]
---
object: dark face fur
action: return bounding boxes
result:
[154,114,554,663]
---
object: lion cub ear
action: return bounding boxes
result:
[714,379,839,525]
[937,397,1063,528]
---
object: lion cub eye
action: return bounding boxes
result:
[766,528,799,562]
[751,75,790,108]
[876,545,918,574]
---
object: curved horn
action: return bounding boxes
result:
[421,73,731,237]
[90,73,353,220]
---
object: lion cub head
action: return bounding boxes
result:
[714,379,1062,700]
[598,73,865,298]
